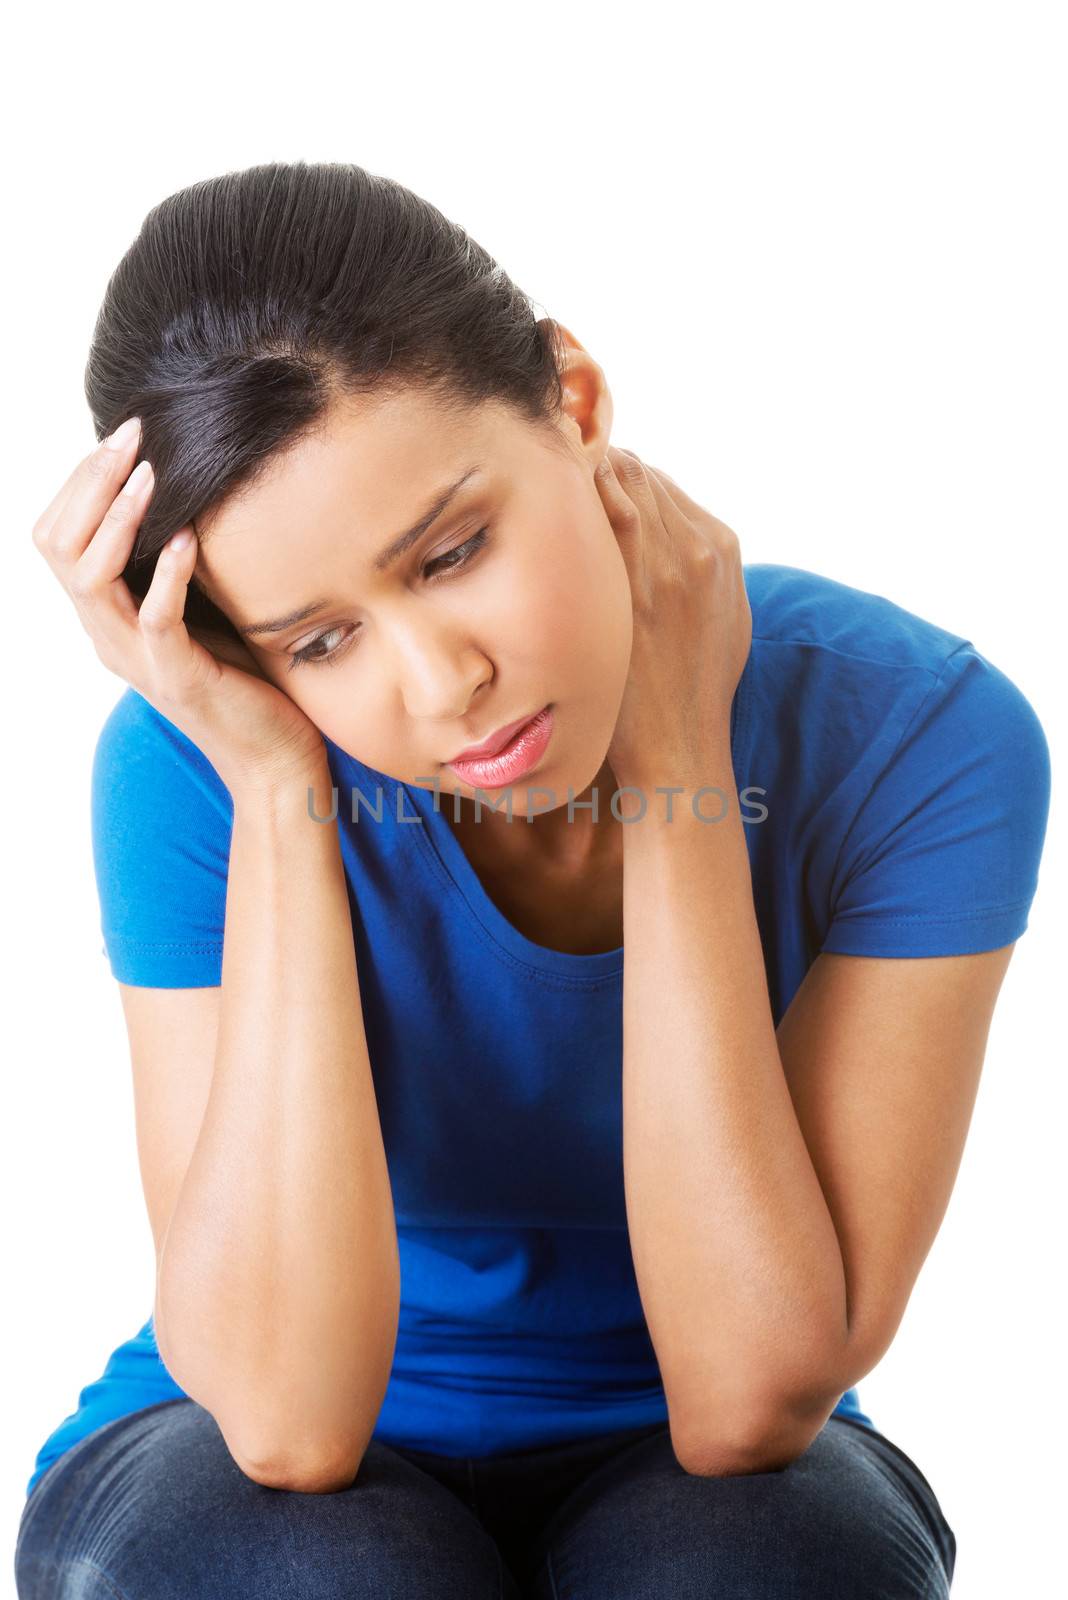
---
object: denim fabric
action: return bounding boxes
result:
[15,1398,956,1598]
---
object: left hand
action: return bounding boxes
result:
[595,445,752,793]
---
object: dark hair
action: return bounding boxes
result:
[85,159,570,649]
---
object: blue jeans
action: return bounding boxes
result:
[15,1398,956,1597]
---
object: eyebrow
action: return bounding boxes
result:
[235,465,485,639]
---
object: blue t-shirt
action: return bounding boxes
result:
[25,562,1051,1499]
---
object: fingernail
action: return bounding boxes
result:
[121,460,153,496]
[103,416,141,452]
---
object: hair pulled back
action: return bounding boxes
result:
[85,160,568,645]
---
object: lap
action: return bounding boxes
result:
[514,1415,957,1600]
[16,1402,957,1600]
[15,1399,515,1600]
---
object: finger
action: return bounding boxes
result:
[604,448,671,540]
[66,458,158,647]
[594,449,642,538]
[630,458,690,529]
[189,625,274,681]
[628,455,740,557]
[642,460,737,546]
[37,419,143,569]
[635,459,690,520]
[640,458,701,513]
[594,448,654,598]
[136,528,214,690]
[30,434,122,549]
[611,447,683,564]
[31,467,86,554]
[35,421,140,559]
[74,472,178,633]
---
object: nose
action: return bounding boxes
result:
[388,613,493,723]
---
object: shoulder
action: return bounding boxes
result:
[743,562,968,676]
[91,691,233,987]
[738,569,1050,959]
[94,687,233,819]
[741,561,1047,751]
[737,560,1046,758]
[738,562,1050,864]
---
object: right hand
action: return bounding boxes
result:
[33,419,329,796]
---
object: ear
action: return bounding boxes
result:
[538,317,614,469]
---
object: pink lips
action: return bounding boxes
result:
[447,705,554,788]
[450,708,546,763]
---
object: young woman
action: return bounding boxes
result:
[15,160,1049,1598]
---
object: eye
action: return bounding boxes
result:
[287,623,352,671]
[422,524,491,581]
[286,525,492,671]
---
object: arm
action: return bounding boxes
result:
[33,425,400,1492]
[154,757,400,1491]
[621,754,1014,1477]
[593,445,1028,1478]
[622,749,845,1474]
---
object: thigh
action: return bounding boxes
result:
[519,1415,957,1600]
[15,1399,518,1600]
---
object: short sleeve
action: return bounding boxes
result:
[821,643,1051,958]
[91,688,233,987]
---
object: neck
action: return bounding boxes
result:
[449,755,622,873]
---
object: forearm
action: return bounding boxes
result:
[154,759,400,1476]
[620,744,848,1466]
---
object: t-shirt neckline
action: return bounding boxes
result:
[400,661,751,984]
[331,656,751,986]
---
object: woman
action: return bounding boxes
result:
[15,160,1048,1598]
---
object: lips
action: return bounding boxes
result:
[446,705,555,788]
[448,708,547,764]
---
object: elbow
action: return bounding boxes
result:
[670,1392,829,1479]
[225,1428,369,1494]
[234,1442,366,1494]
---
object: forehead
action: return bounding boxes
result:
[193,391,515,621]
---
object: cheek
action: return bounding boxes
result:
[505,527,625,658]
[524,531,632,690]
[318,704,408,779]
[269,662,390,766]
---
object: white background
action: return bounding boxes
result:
[4,3,1064,1595]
